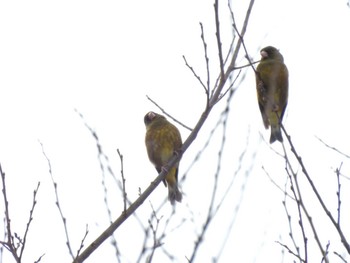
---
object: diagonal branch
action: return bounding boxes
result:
[281,124,350,254]
[73,0,256,261]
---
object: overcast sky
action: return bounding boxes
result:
[1,0,350,262]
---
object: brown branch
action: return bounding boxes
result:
[73,0,256,261]
[281,124,350,254]
[283,136,329,262]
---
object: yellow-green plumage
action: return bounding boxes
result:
[144,111,182,204]
[256,46,289,143]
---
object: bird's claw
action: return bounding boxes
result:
[161,165,169,174]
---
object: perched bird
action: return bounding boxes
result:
[144,111,183,204]
[255,46,289,143]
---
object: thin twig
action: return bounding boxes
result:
[0,163,20,262]
[335,163,343,225]
[0,163,42,262]
[284,157,307,262]
[226,0,255,75]
[276,241,305,262]
[316,137,350,159]
[282,181,301,262]
[233,60,260,70]
[334,251,348,263]
[39,142,75,259]
[117,149,127,212]
[214,0,225,82]
[146,95,193,131]
[283,140,329,263]
[75,225,89,259]
[74,110,122,260]
[19,182,40,260]
[182,55,208,96]
[146,203,163,263]
[228,1,257,74]
[199,22,210,103]
[281,124,350,254]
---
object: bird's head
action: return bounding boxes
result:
[260,46,284,62]
[144,111,165,127]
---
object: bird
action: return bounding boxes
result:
[255,46,289,143]
[144,111,183,204]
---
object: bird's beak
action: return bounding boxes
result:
[148,111,156,120]
[260,50,268,58]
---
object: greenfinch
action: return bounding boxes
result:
[144,111,183,204]
[256,46,289,143]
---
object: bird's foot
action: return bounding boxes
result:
[161,165,169,174]
[173,149,183,157]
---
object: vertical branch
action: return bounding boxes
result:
[0,164,42,262]
[284,164,307,262]
[283,143,329,263]
[146,203,163,263]
[226,0,255,76]
[0,163,20,262]
[210,0,255,107]
[199,22,211,103]
[117,149,127,212]
[39,142,75,259]
[214,0,225,81]
[282,180,302,261]
[19,183,40,261]
[335,163,343,225]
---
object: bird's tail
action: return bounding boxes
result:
[270,125,283,144]
[168,184,182,205]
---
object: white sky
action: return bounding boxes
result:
[1,0,350,262]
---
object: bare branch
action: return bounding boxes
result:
[146,95,193,131]
[0,163,20,262]
[214,0,225,81]
[0,163,41,262]
[335,163,343,225]
[19,182,40,260]
[334,251,348,263]
[316,137,350,159]
[276,241,305,263]
[117,149,127,212]
[39,142,75,259]
[182,55,208,96]
[226,0,255,76]
[281,124,350,254]
[199,22,211,102]
[73,0,257,261]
